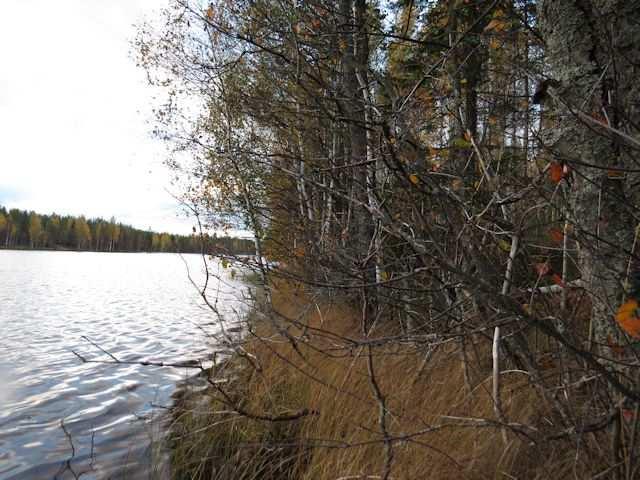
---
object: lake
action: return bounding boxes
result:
[0,250,251,479]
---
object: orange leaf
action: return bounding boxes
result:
[616,298,640,338]
[607,169,625,179]
[409,174,420,185]
[549,163,564,183]
[591,111,607,124]
[549,228,564,244]
[551,273,565,287]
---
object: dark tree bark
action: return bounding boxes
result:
[540,1,640,358]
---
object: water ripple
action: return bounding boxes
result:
[0,251,250,479]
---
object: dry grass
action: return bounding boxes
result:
[169,281,610,479]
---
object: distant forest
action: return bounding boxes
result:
[0,206,254,254]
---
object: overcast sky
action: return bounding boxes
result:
[0,0,198,234]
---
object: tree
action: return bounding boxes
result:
[94,221,103,251]
[61,217,74,247]
[28,212,42,248]
[73,216,92,249]
[45,214,61,247]
[540,1,640,356]
[159,233,172,252]
[0,212,7,245]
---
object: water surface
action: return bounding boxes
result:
[0,250,250,479]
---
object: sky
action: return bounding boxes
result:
[0,0,199,234]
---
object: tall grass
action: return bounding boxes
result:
[167,282,610,479]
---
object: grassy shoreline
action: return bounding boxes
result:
[166,282,608,479]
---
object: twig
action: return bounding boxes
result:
[366,344,394,480]
[493,327,508,445]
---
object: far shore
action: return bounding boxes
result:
[0,246,256,256]
[0,246,203,254]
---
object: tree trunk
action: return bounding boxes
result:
[539,0,640,361]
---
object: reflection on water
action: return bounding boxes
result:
[0,250,250,479]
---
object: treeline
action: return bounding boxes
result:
[0,206,254,254]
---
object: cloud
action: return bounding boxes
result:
[0,0,197,234]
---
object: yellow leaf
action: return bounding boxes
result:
[484,18,507,33]
[498,239,511,252]
[409,174,420,185]
[453,137,472,148]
